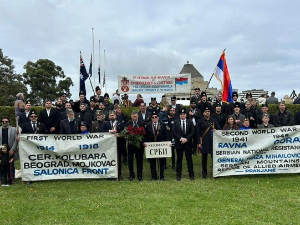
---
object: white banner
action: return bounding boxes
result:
[145,142,172,158]
[19,133,118,181]
[213,126,300,177]
[118,74,191,94]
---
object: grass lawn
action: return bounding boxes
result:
[1,156,299,225]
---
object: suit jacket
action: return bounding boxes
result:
[0,126,17,153]
[172,119,195,150]
[18,111,31,128]
[144,121,169,143]
[21,122,47,134]
[138,111,151,123]
[76,111,93,131]
[38,108,60,134]
[126,120,146,147]
[100,120,124,133]
[60,119,80,134]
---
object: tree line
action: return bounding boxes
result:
[0,48,73,106]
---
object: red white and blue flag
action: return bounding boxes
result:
[213,50,233,102]
[175,77,188,85]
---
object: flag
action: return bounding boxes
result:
[103,71,105,88]
[175,77,188,85]
[98,64,101,84]
[80,52,89,96]
[213,50,233,103]
[89,54,92,77]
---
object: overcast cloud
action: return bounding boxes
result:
[1,0,299,103]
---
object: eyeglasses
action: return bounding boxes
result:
[2,121,9,123]
[152,116,158,118]
[30,115,38,118]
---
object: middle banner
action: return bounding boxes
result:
[118,74,191,94]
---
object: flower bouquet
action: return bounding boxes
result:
[119,125,146,148]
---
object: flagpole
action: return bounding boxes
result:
[99,40,101,85]
[104,49,107,93]
[92,28,95,87]
[205,48,226,92]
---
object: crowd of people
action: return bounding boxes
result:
[1,87,300,185]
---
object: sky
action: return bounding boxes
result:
[1,0,299,103]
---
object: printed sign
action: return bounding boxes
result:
[19,133,118,181]
[213,126,300,177]
[145,141,172,158]
[118,74,191,94]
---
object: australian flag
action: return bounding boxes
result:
[80,52,89,96]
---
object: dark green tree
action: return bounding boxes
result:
[0,48,27,106]
[23,59,73,105]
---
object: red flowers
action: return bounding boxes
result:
[120,125,146,148]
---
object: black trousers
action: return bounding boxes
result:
[1,165,12,185]
[149,158,166,179]
[128,144,144,178]
[201,153,213,176]
[176,147,194,177]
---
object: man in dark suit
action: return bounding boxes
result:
[38,100,60,134]
[72,91,90,113]
[144,110,170,181]
[138,103,151,123]
[172,109,195,181]
[188,98,202,155]
[60,109,80,134]
[18,100,32,129]
[22,110,47,134]
[126,111,145,181]
[197,104,220,179]
[168,96,182,118]
[100,110,125,179]
[75,103,93,132]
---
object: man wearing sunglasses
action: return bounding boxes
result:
[21,110,47,134]
[0,117,18,161]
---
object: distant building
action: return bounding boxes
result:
[165,61,218,103]
[239,89,268,101]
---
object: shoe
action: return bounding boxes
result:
[151,178,157,181]
[160,177,165,181]
[27,181,32,185]
[172,166,176,172]
[2,184,6,187]
[5,184,10,186]
[129,176,135,181]
[138,177,143,181]
[190,176,195,181]
[202,173,207,179]
[176,176,181,181]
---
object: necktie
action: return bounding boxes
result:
[154,123,157,131]
[33,123,36,131]
[182,120,186,135]
[134,122,137,127]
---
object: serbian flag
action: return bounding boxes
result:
[175,77,188,85]
[213,50,233,103]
